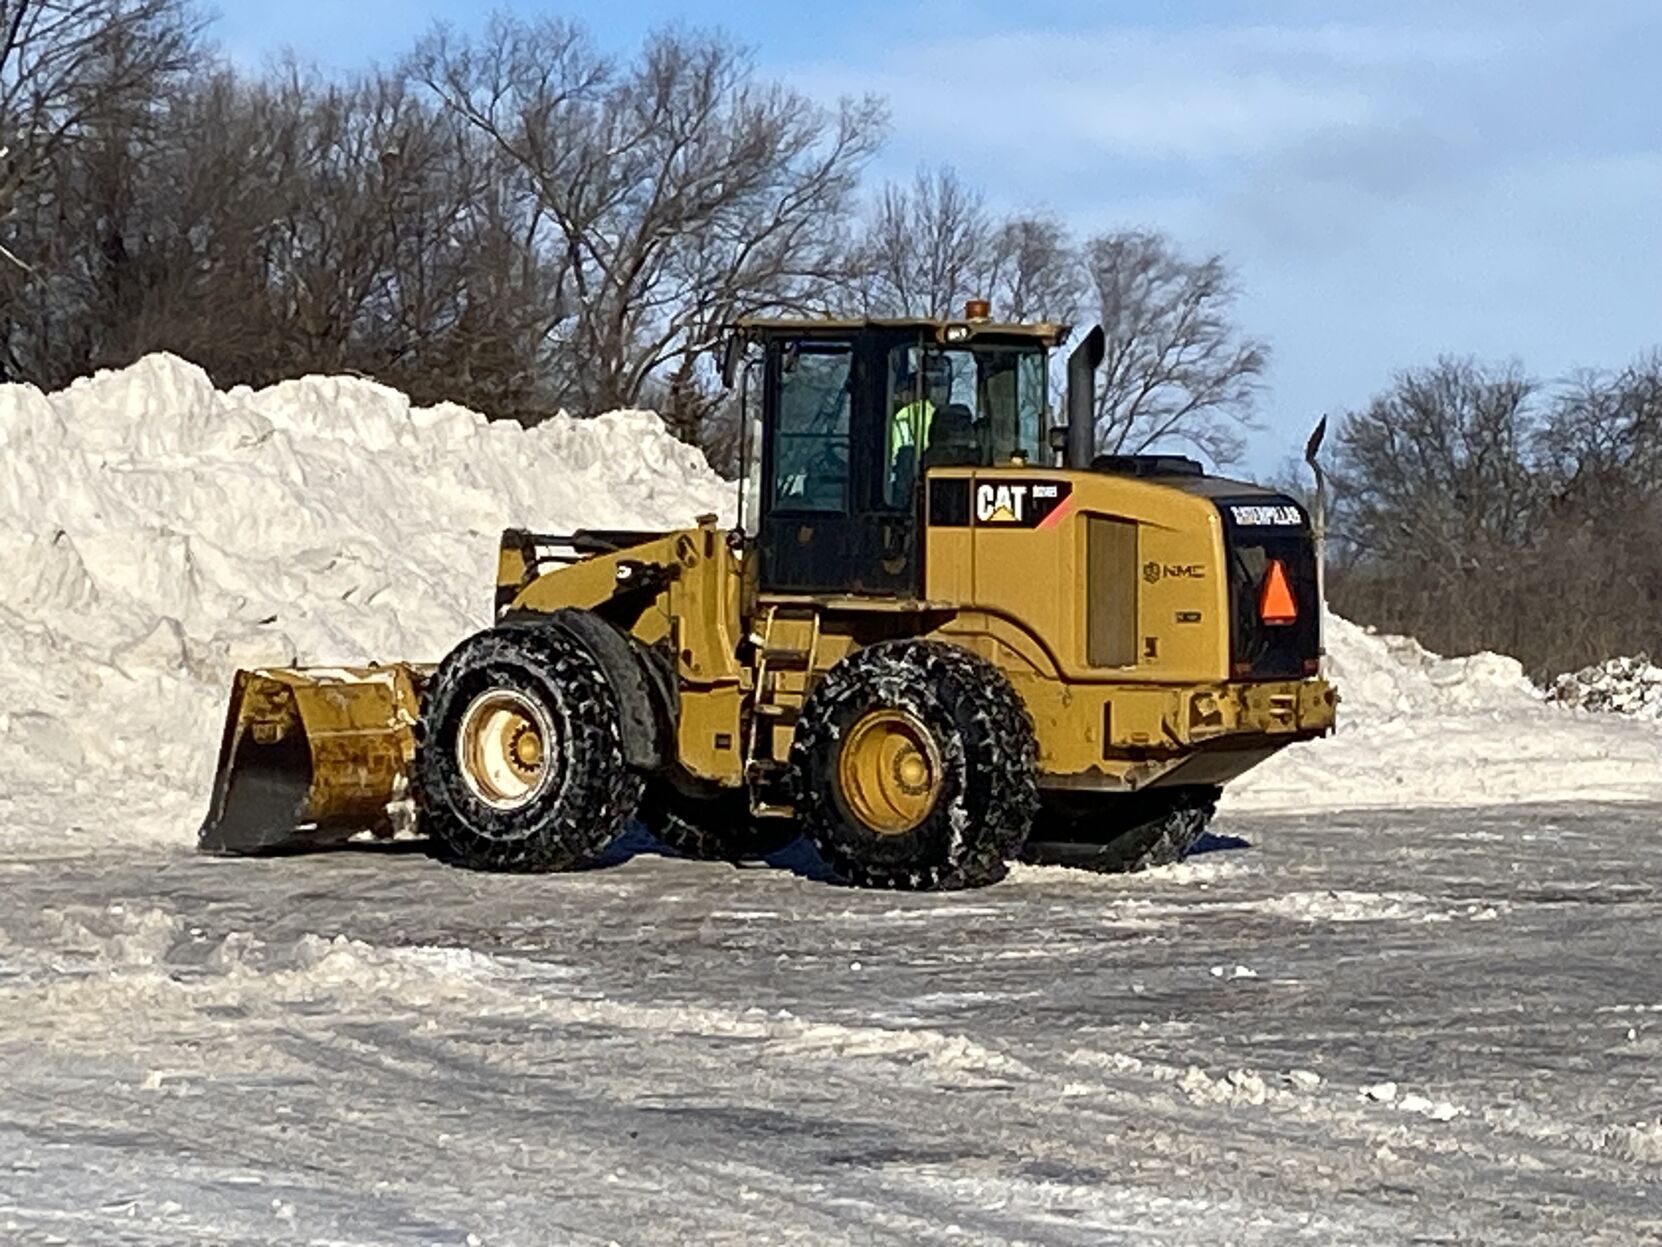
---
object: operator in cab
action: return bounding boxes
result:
[887,351,954,506]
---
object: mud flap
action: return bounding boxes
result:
[198,665,430,855]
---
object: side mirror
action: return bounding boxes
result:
[1047,426,1069,453]
[720,336,743,389]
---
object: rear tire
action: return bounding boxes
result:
[1023,786,1219,873]
[640,780,799,862]
[414,623,643,872]
[790,640,1038,890]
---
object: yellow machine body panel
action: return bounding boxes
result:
[918,466,1333,792]
[922,466,1229,682]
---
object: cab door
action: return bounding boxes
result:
[758,331,920,596]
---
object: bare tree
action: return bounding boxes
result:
[1323,351,1662,674]
[1084,230,1266,466]
[375,138,560,422]
[236,64,499,383]
[1332,357,1542,562]
[1538,351,1662,515]
[856,168,1080,324]
[411,17,885,440]
[0,0,196,268]
[1324,358,1552,662]
[1519,352,1662,666]
[983,212,1081,324]
[0,51,549,409]
[0,0,202,380]
[859,166,988,318]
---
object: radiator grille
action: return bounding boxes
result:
[1086,516,1138,667]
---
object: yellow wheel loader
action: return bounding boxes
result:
[199,310,1336,889]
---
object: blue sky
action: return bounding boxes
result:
[211,1,1662,473]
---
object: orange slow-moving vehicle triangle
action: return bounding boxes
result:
[1258,559,1298,625]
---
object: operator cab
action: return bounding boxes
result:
[727,312,1067,596]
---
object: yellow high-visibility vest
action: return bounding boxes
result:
[889,399,935,462]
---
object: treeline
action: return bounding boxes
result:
[0,0,1264,470]
[1325,352,1662,676]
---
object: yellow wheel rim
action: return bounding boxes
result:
[456,689,556,811]
[837,708,942,835]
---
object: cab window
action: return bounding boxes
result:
[883,343,1047,507]
[771,345,852,513]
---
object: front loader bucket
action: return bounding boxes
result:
[198,664,431,855]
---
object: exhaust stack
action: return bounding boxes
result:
[1304,414,1330,673]
[1065,325,1106,469]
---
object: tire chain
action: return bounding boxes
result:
[415,624,643,873]
[791,639,1039,891]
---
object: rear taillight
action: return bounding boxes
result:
[1259,559,1298,626]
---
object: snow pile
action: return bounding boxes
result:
[0,354,730,846]
[1319,615,1540,719]
[1231,616,1662,812]
[1547,656,1662,719]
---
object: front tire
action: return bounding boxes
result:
[414,623,643,872]
[790,640,1038,890]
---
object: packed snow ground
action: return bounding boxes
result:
[3,804,1660,1244]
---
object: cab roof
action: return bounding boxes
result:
[729,315,1069,348]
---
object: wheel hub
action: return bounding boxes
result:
[510,723,544,769]
[837,708,942,835]
[456,688,558,811]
